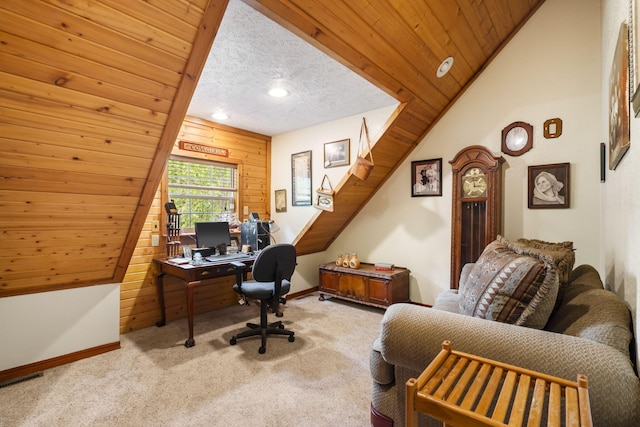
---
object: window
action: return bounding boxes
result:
[167,157,237,230]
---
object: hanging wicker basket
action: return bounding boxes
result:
[352,117,374,180]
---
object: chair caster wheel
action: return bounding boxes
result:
[288,335,295,342]
[259,346,266,354]
[230,337,237,345]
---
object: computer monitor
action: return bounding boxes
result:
[195,221,231,249]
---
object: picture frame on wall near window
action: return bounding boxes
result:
[291,150,312,206]
[275,189,287,213]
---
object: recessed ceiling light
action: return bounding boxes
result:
[436,56,454,78]
[268,87,288,97]
[212,112,229,120]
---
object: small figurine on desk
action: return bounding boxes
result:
[216,243,227,255]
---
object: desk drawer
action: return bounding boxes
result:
[194,265,236,280]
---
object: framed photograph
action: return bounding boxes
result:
[411,158,442,197]
[275,189,287,213]
[291,150,312,206]
[324,138,350,167]
[609,22,631,170]
[528,163,570,209]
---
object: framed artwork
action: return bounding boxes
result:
[528,163,570,209]
[324,138,350,167]
[411,158,442,197]
[609,22,631,170]
[291,150,312,206]
[631,0,640,116]
[275,189,287,212]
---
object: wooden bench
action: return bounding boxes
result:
[406,341,592,427]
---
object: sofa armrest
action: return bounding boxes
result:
[370,337,394,385]
[379,303,640,427]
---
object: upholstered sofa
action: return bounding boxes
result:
[370,239,640,427]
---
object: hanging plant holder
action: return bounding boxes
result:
[352,117,374,180]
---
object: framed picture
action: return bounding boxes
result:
[324,138,350,167]
[631,0,640,116]
[609,22,631,170]
[291,150,312,206]
[411,158,442,197]
[275,189,287,213]
[528,163,570,209]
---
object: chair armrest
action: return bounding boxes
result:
[230,261,246,291]
[378,303,640,427]
[230,261,246,270]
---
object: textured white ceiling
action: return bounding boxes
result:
[186,0,397,137]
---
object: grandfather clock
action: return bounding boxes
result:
[449,146,504,289]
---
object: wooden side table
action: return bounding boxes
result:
[318,262,410,309]
[406,341,592,427]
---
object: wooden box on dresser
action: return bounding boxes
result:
[318,262,410,308]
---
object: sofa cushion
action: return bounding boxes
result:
[545,264,632,358]
[460,240,559,329]
[433,289,460,313]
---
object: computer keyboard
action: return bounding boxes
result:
[205,253,250,262]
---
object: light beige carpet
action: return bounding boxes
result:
[1,293,385,427]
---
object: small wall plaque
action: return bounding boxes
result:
[543,118,563,139]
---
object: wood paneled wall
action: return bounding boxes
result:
[120,116,270,333]
[0,0,225,297]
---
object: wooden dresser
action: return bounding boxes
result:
[318,262,410,309]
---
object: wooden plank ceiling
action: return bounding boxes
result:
[0,0,543,297]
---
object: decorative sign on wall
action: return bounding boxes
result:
[179,141,229,157]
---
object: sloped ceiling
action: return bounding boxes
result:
[188,0,397,136]
[0,0,544,297]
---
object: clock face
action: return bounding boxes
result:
[501,121,533,156]
[462,168,487,197]
[506,126,528,150]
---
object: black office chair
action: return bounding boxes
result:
[229,243,296,354]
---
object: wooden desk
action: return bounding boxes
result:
[154,256,255,347]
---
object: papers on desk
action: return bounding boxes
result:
[169,257,191,265]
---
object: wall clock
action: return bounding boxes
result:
[449,146,504,289]
[501,121,533,156]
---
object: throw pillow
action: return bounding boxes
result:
[505,237,575,310]
[459,240,559,329]
[509,238,575,286]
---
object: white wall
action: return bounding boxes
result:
[270,105,398,293]
[602,0,640,367]
[272,0,602,305]
[0,284,120,371]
